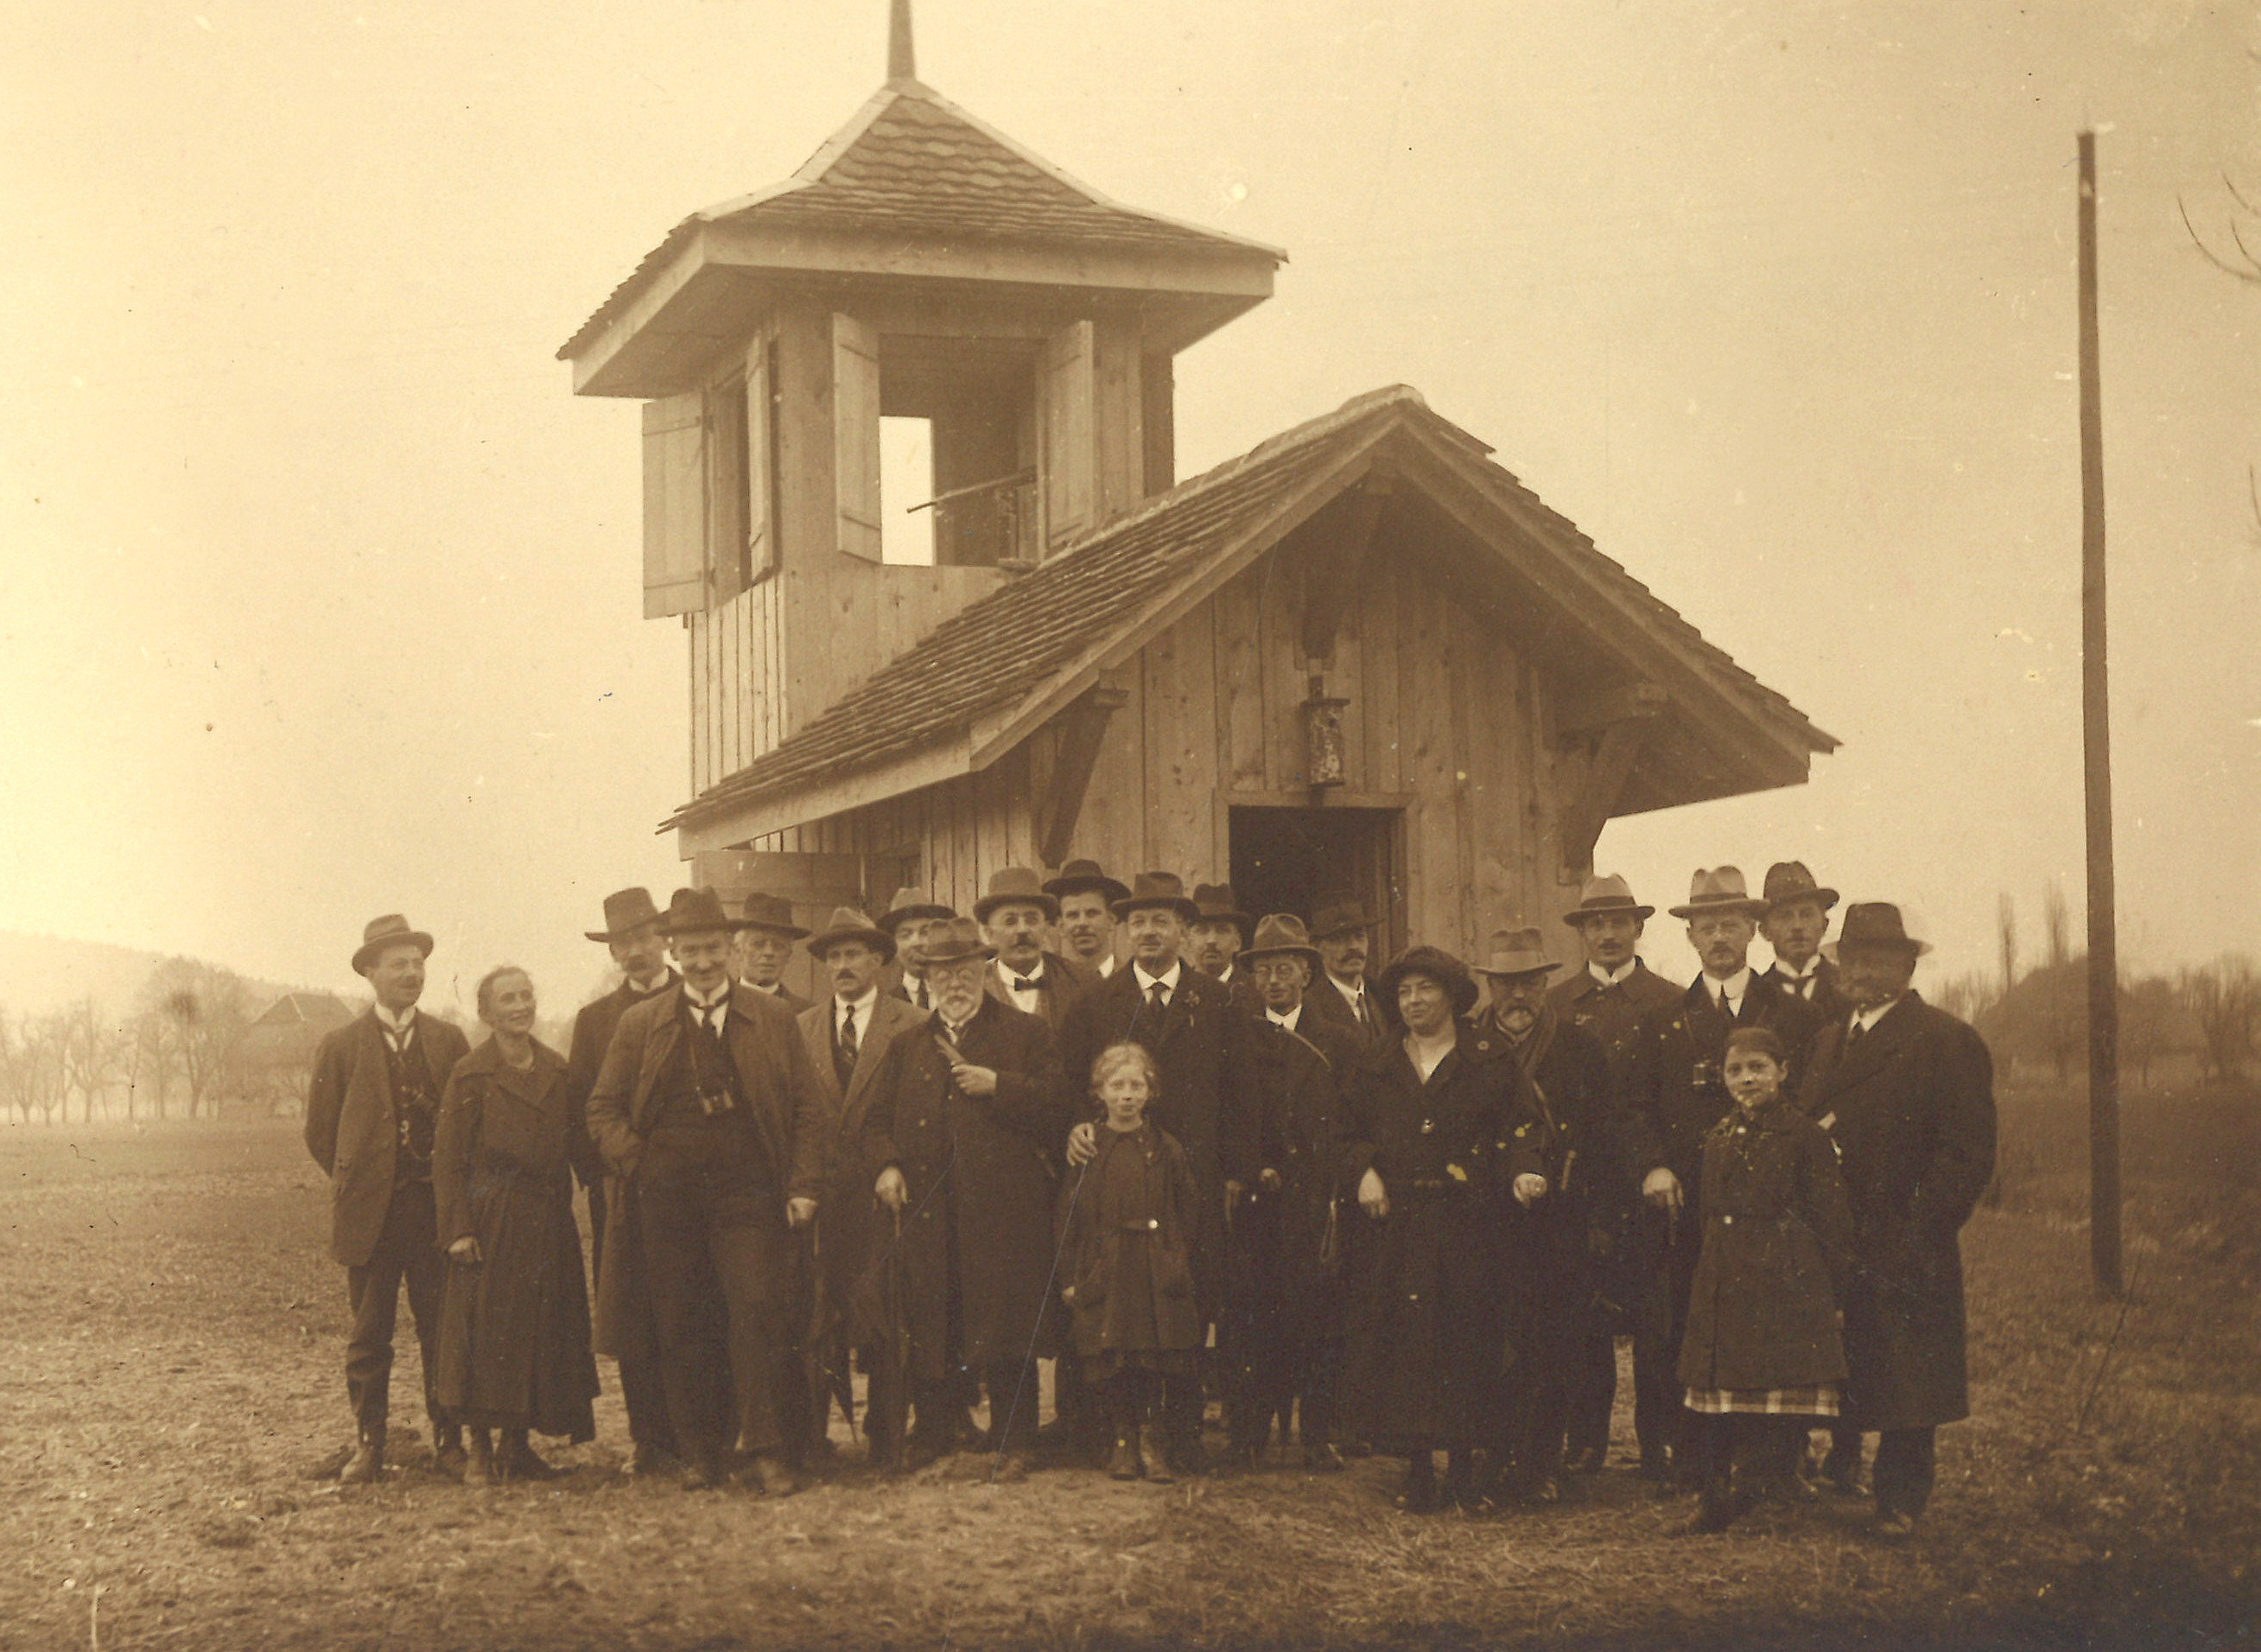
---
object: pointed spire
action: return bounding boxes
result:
[887,0,917,84]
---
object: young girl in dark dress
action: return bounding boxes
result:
[1057,1043,1203,1484]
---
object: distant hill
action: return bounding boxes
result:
[0,931,314,1020]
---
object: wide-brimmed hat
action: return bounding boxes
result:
[972,867,1059,925]
[1667,867,1770,920]
[1762,861,1839,915]
[1189,883,1254,936]
[1308,896,1376,941]
[1832,902,1933,957]
[1474,926,1562,980]
[913,915,996,969]
[1110,871,1203,922]
[1561,874,1654,927]
[585,886,664,944]
[352,914,434,976]
[878,886,956,937]
[659,886,745,938]
[737,891,810,939]
[807,905,895,964]
[1043,859,1129,906]
[1239,913,1322,969]
[1374,944,1480,1027]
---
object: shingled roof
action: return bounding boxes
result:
[560,78,1282,363]
[664,386,1834,836]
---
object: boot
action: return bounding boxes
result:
[339,1425,385,1486]
[1108,1425,1142,1481]
[500,1428,560,1482]
[1396,1452,1438,1513]
[1302,1441,1347,1472]
[463,1428,495,1490]
[431,1420,467,1480]
[1136,1427,1174,1484]
[1441,1449,1477,1511]
[739,1454,807,1497]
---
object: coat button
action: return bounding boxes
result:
[1419,1120,1433,1134]
[1147,1218,1159,1229]
[1722,1214,1734,1225]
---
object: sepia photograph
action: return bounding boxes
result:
[2,2,2255,1647]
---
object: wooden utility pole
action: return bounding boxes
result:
[2077,130,2123,1298]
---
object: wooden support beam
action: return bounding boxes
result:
[1036,680,1132,867]
[1299,483,1392,664]
[1559,717,1648,878]
[1555,679,1667,745]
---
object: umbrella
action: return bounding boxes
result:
[800,1224,857,1447]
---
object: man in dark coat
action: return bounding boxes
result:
[735,892,814,1013]
[563,887,687,1474]
[1547,873,1681,1473]
[1477,926,1624,1503]
[1188,883,1262,1016]
[1228,914,1364,1469]
[865,917,1070,1476]
[1758,861,1848,1017]
[797,906,927,1464]
[880,887,956,1011]
[1059,871,1261,1472]
[1305,896,1388,1050]
[304,914,473,1484]
[975,867,1095,1032]
[586,886,829,1494]
[1046,860,1127,982]
[1622,867,1821,1483]
[1797,904,1996,1536]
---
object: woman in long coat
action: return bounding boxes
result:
[435,967,599,1484]
[1340,945,1544,1511]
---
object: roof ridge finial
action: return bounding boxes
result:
[887,0,916,83]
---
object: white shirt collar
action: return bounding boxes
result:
[685,979,732,1012]
[1589,959,1638,988]
[1851,994,1904,1033]
[1132,959,1183,995]
[1705,967,1754,1009]
[835,986,878,1026]
[1328,971,1366,1006]
[1096,955,1116,978]
[1775,955,1821,983]
[372,1002,417,1036]
[626,968,673,995]
[1267,1003,1303,1033]
[1216,963,1235,986]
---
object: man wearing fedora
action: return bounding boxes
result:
[797,905,927,1465]
[1304,896,1387,1050]
[1548,873,1680,1471]
[564,887,689,1474]
[1227,913,1365,1470]
[880,887,957,1011]
[734,893,814,1013]
[1045,861,1127,982]
[586,887,829,1493]
[305,915,473,1484]
[1621,867,1822,1484]
[975,867,1095,1032]
[1476,925,1624,1501]
[1059,871,1261,1472]
[1759,862,1847,1017]
[1188,884,1261,1016]
[1796,904,1996,1536]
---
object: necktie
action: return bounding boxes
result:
[1012,974,1043,994]
[1149,980,1169,1013]
[839,1006,860,1064]
[913,979,930,1010]
[1355,991,1375,1032]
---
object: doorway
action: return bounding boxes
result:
[1228,805,1403,958]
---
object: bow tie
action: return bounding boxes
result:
[1010,974,1045,994]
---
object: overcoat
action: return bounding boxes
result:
[304,1010,471,1268]
[983,950,1095,1033]
[798,990,929,1327]
[1057,1121,1204,1363]
[584,982,828,1359]
[1621,974,1821,1196]
[1242,1011,1364,1340]
[1547,961,1682,1086]
[1675,1096,1855,1393]
[432,1038,599,1439]
[1213,967,1265,1020]
[1338,1023,1544,1452]
[1305,969,1388,1052]
[1797,992,1996,1430]
[564,974,676,1193]
[859,996,1070,1382]
[746,981,815,1015]
[1497,1013,1626,1341]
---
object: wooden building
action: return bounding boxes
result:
[559,9,1835,963]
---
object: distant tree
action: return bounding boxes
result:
[3,1011,72,1124]
[1935,971,1995,1028]
[126,1009,175,1119]
[1997,892,2019,999]
[2179,956,2260,1082]
[2118,975,2183,1090]
[2042,880,2071,971]
[138,958,255,1117]
[60,999,129,1122]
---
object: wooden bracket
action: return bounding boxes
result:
[1036,680,1132,867]
[1299,482,1392,664]
[1555,680,1668,746]
[1556,681,1665,877]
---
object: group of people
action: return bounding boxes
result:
[302,854,1996,1538]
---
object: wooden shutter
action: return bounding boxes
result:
[642,391,707,618]
[1041,319,1096,552]
[707,378,750,605]
[832,312,882,562]
[746,327,777,582]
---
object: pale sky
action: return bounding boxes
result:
[2,0,2255,1016]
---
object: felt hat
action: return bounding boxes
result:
[1832,902,1933,957]
[1042,859,1130,905]
[1667,867,1771,920]
[806,906,896,964]
[1308,896,1377,941]
[1762,861,1840,914]
[1561,874,1654,926]
[878,887,956,937]
[737,891,810,939]
[1239,913,1322,969]
[913,915,996,969]
[659,886,745,938]
[1373,944,1480,1027]
[1474,926,1563,980]
[1109,871,1203,922]
[972,867,1060,925]
[352,913,434,976]
[584,886,664,944]
[1189,883,1254,936]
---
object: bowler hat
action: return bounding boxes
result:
[879,887,956,937]
[807,906,895,964]
[1109,871,1203,922]
[1373,944,1480,1028]
[738,891,810,938]
[1561,874,1654,926]
[1239,913,1322,969]
[1043,859,1129,905]
[659,886,745,938]
[1762,861,1839,914]
[352,913,434,976]
[972,867,1059,925]
[1667,867,1770,920]
[1474,926,1562,980]
[585,886,664,944]
[913,916,997,969]
[1833,902,1933,957]
[1189,883,1254,936]
[1308,896,1376,941]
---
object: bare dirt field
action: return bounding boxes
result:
[3,1091,2255,1651]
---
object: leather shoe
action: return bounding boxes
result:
[679,1455,727,1491]
[1302,1443,1346,1472]
[339,1431,385,1486]
[627,1445,680,1477]
[1873,1508,1918,1540]
[740,1454,806,1497]
[502,1438,561,1482]
[1563,1444,1606,1475]
[431,1423,466,1480]
[1137,1433,1175,1484]
[1822,1448,1864,1497]
[1395,1455,1439,1514]
[1108,1433,1141,1481]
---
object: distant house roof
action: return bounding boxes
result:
[560,77,1283,363]
[251,991,354,1030]
[666,384,1836,841]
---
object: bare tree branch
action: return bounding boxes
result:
[2179,194,2261,283]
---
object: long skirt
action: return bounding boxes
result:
[436,1160,600,1440]
[1340,1187,1510,1453]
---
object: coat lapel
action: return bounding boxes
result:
[846,994,921,1113]
[632,988,687,1133]
[1814,993,1922,1112]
